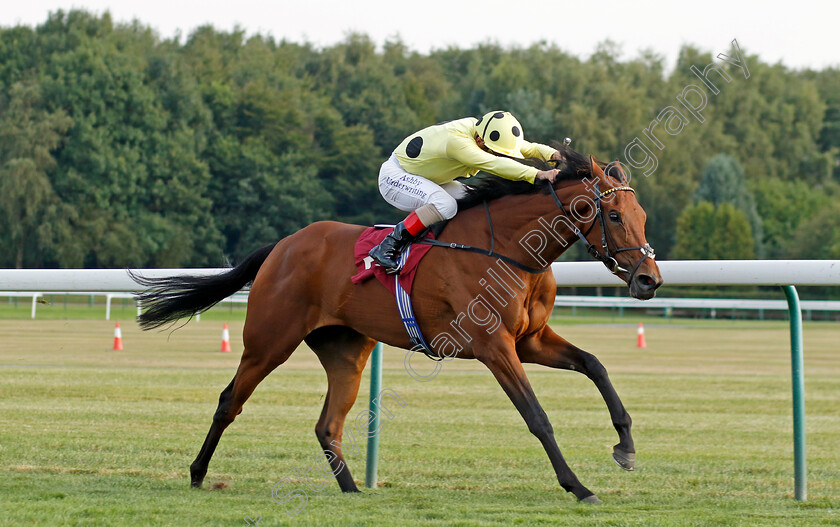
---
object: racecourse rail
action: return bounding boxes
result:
[2,259,839,501]
[7,292,840,321]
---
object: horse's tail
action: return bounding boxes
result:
[129,243,276,330]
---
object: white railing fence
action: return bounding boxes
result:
[6,291,840,321]
[0,291,250,320]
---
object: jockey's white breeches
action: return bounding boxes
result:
[378,153,466,220]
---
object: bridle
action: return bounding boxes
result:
[545,172,656,282]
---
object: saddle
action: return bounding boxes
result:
[351,222,446,295]
[352,223,447,360]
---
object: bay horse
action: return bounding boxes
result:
[131,147,662,503]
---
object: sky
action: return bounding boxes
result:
[3,0,840,71]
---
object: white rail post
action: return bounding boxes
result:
[30,294,40,319]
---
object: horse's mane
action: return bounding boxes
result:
[455,144,592,211]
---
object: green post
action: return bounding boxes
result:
[365,342,383,488]
[782,286,807,501]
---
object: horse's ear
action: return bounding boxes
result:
[606,162,629,184]
[589,155,605,178]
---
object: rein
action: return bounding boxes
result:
[417,164,655,281]
[416,201,549,274]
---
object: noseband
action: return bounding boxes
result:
[546,178,655,282]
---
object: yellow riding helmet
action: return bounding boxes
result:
[475,111,525,158]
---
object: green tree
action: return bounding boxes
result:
[781,202,840,260]
[0,80,72,268]
[33,11,225,267]
[712,203,756,259]
[693,154,764,257]
[672,201,716,259]
[808,68,840,181]
[751,176,833,257]
[206,135,332,260]
[673,201,754,259]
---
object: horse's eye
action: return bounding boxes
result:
[609,210,621,223]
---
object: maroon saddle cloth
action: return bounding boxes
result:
[351,226,435,296]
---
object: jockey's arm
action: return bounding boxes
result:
[446,135,541,183]
[520,140,559,161]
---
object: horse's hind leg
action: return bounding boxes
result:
[517,325,635,471]
[305,326,376,493]
[190,328,304,488]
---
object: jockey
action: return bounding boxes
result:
[369,110,563,273]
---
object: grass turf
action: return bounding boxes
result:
[0,315,837,526]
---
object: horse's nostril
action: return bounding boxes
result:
[637,274,657,289]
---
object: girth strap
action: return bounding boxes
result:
[394,247,441,361]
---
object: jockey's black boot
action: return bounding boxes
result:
[369,221,417,274]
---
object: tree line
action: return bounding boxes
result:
[1,10,839,269]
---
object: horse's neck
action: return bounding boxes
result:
[446,184,588,268]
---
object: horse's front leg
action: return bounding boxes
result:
[517,325,635,471]
[476,335,600,503]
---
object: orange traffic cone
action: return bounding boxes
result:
[220,323,232,353]
[636,322,647,348]
[113,322,124,351]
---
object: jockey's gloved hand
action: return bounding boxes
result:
[536,169,560,183]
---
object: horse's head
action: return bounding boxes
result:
[455,148,663,299]
[556,155,663,300]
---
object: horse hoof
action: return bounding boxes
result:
[580,495,602,504]
[190,471,205,488]
[612,447,635,471]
